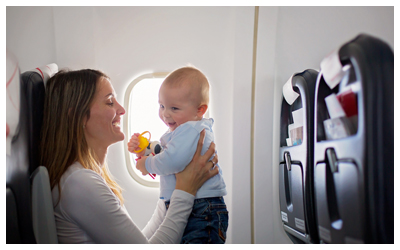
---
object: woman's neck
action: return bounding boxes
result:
[92,146,108,167]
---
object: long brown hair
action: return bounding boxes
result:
[40,69,124,204]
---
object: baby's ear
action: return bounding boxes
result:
[197,104,208,117]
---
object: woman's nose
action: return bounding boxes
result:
[117,102,126,115]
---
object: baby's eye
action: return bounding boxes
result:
[172,107,179,111]
[159,104,164,109]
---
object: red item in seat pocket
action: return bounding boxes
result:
[336,89,357,117]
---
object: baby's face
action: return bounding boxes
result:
[158,84,200,131]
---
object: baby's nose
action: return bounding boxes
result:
[163,110,170,118]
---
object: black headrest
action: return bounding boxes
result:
[20,71,46,174]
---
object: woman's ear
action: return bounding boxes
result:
[197,104,208,118]
[82,116,88,129]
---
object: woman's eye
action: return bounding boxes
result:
[107,102,114,106]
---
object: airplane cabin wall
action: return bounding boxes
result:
[253,7,280,243]
[6,6,394,244]
[6,7,57,73]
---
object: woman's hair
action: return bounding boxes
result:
[40,69,124,204]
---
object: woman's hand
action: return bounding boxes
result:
[175,129,219,196]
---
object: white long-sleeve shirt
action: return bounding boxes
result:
[52,162,194,243]
[145,118,227,201]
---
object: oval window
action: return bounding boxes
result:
[123,73,168,187]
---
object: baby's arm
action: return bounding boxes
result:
[136,156,149,175]
[127,133,145,157]
[145,125,200,176]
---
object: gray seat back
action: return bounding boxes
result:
[31,166,58,244]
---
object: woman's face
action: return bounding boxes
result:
[84,77,125,149]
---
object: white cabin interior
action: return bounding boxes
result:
[6,6,394,244]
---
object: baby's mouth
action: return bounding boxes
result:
[167,122,176,127]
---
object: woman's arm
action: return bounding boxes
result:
[148,190,195,243]
[60,169,196,244]
[58,130,218,243]
[60,169,149,243]
[141,199,166,239]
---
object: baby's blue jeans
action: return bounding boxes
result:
[165,196,229,244]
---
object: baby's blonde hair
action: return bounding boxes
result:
[163,66,209,106]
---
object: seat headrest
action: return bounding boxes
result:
[32,63,58,88]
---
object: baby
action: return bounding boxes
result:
[128,66,228,243]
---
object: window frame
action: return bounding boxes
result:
[123,72,169,188]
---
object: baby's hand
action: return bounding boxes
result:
[136,156,149,176]
[127,133,140,152]
[128,133,145,156]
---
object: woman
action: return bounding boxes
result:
[40,69,219,243]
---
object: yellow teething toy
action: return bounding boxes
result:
[133,131,151,153]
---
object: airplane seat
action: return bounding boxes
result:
[6,50,59,243]
[25,64,59,244]
[23,64,59,244]
[31,166,58,243]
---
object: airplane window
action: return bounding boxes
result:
[123,73,168,187]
